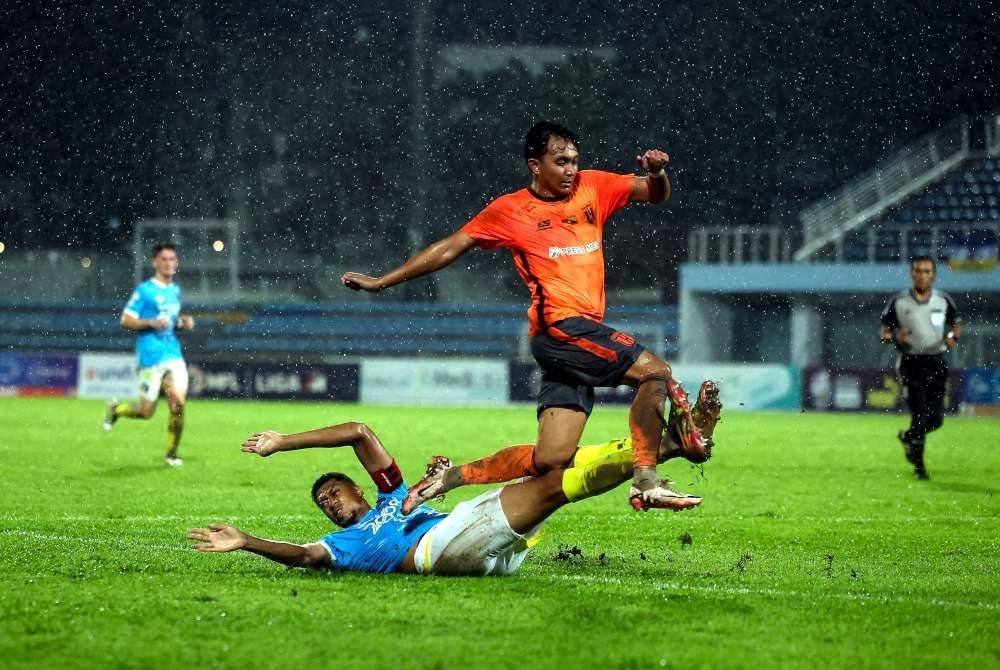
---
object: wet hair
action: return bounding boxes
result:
[524,121,579,163]
[910,255,936,272]
[151,242,177,258]
[311,472,358,504]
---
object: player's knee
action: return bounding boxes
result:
[542,470,570,503]
[170,399,185,415]
[634,361,671,387]
[533,445,576,472]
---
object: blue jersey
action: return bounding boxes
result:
[123,279,184,368]
[318,484,447,573]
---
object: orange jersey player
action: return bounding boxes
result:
[342,121,710,512]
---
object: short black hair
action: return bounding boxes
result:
[151,242,177,258]
[524,121,579,163]
[311,472,358,504]
[911,255,936,271]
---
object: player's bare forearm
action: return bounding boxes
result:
[644,173,670,203]
[189,525,328,568]
[243,536,323,568]
[631,149,671,203]
[341,231,476,292]
[241,422,393,470]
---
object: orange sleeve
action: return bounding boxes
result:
[589,170,634,223]
[461,201,511,250]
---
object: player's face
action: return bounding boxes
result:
[531,137,579,197]
[910,260,935,292]
[152,250,179,279]
[314,481,367,528]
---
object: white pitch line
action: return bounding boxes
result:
[2,514,998,524]
[552,574,999,611]
[0,514,321,523]
[0,529,190,553]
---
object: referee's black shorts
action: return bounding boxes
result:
[529,317,646,416]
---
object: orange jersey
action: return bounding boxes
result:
[461,169,634,336]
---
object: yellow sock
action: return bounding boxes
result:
[562,438,634,502]
[167,411,184,455]
[114,402,142,418]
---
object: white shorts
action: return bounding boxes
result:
[137,359,189,402]
[414,487,544,577]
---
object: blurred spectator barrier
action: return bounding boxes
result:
[961,369,1000,406]
[0,351,77,396]
[802,367,963,412]
[360,358,508,406]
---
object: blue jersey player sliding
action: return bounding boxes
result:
[103,243,195,466]
[186,395,722,576]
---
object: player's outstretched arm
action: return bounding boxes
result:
[341,230,477,292]
[630,149,671,204]
[188,524,329,568]
[241,422,394,472]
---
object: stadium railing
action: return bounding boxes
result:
[0,300,679,360]
[795,115,973,262]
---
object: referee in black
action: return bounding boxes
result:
[879,256,961,480]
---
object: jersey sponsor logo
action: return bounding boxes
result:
[583,204,596,226]
[536,219,552,231]
[548,240,600,259]
[611,331,635,347]
[357,497,403,535]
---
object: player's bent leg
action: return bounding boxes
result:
[498,468,568,534]
[562,438,634,502]
[136,398,157,419]
[623,353,707,467]
[414,485,551,577]
[403,442,544,515]
[104,397,156,431]
[166,401,185,466]
[403,407,585,515]
[533,406,588,470]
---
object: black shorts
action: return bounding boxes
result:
[529,317,647,416]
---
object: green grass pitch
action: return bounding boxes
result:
[1,397,997,669]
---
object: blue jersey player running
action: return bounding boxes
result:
[103,243,195,466]
[186,396,723,576]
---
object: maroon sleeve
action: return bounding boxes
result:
[369,460,403,493]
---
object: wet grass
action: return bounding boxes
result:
[1,397,997,669]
